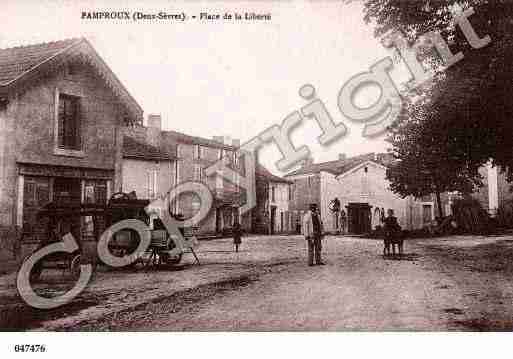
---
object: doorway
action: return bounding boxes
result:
[347,203,372,234]
[270,206,277,235]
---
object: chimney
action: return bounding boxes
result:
[338,153,346,161]
[213,136,238,147]
[146,114,161,147]
[147,114,162,130]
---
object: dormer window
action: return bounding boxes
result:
[57,94,81,150]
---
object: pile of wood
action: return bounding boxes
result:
[452,197,490,234]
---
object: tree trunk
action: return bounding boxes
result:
[435,190,443,222]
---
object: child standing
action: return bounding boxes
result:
[232,221,242,252]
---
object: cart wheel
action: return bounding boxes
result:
[22,254,43,281]
[70,254,82,279]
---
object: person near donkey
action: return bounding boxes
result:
[302,203,325,266]
[383,208,403,257]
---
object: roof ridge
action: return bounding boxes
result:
[0,37,83,51]
[163,129,236,149]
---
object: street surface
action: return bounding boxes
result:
[2,234,513,331]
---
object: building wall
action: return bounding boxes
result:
[121,159,174,200]
[174,142,240,234]
[268,181,291,233]
[472,164,513,216]
[288,173,321,211]
[288,173,322,234]
[321,162,428,231]
[0,61,128,227]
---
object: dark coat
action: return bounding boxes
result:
[383,216,401,239]
[233,225,242,244]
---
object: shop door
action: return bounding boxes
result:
[53,177,82,240]
[347,203,372,234]
[22,176,51,241]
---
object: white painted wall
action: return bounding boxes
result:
[269,181,290,232]
[321,161,427,231]
[122,159,174,200]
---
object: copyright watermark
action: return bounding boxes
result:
[17,6,491,309]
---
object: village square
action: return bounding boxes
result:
[1,0,513,334]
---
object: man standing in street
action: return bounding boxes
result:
[302,203,325,266]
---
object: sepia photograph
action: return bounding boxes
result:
[0,0,512,357]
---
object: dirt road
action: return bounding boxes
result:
[3,234,513,331]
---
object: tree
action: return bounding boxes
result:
[386,97,484,218]
[362,0,513,179]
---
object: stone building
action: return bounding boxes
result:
[285,153,433,234]
[0,38,142,255]
[120,118,246,236]
[251,164,292,234]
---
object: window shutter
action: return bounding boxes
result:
[58,98,65,147]
[193,164,199,181]
[74,99,81,149]
[147,171,152,199]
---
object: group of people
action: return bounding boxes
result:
[301,203,403,265]
[232,203,402,264]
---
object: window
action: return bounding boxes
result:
[194,164,206,182]
[307,176,313,187]
[84,180,107,204]
[225,150,233,163]
[147,169,158,199]
[58,94,81,150]
[271,186,276,202]
[194,145,203,159]
[288,185,293,201]
[422,204,433,224]
[219,148,224,160]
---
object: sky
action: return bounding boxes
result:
[0,0,412,176]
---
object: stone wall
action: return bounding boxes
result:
[121,158,175,200]
[0,61,128,228]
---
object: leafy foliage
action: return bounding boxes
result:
[361,0,513,203]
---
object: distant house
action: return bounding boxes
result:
[121,116,178,202]
[443,163,513,218]
[0,38,142,255]
[121,117,246,236]
[252,164,292,234]
[285,153,433,234]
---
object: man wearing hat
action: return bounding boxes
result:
[302,203,325,266]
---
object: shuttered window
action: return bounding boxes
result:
[58,94,81,150]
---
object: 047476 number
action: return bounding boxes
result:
[14,345,46,353]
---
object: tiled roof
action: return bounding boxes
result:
[256,164,292,184]
[285,153,395,177]
[122,136,176,161]
[0,38,81,85]
[162,130,236,150]
[0,37,143,122]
